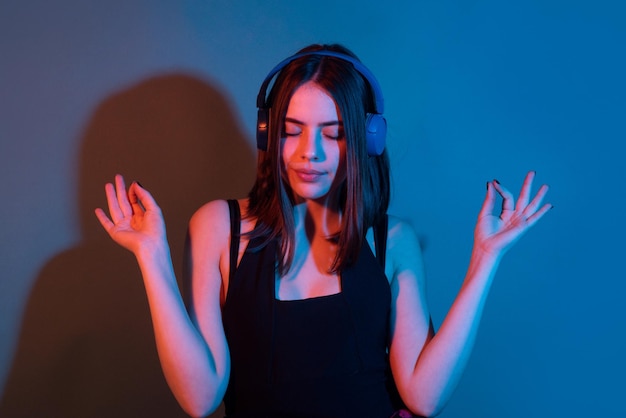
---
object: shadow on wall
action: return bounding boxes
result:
[0,74,255,417]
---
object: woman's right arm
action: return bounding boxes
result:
[95,175,229,417]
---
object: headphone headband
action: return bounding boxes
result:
[256,50,385,114]
[256,49,387,156]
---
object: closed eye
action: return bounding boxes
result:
[283,121,302,137]
[322,128,344,140]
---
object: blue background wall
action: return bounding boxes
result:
[1,1,624,416]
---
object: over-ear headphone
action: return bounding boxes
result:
[256,50,387,156]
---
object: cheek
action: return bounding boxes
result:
[281,138,295,164]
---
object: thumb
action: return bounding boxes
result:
[477,181,496,219]
[129,181,162,214]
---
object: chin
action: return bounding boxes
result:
[292,186,343,205]
[293,191,331,202]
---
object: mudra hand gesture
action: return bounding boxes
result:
[475,171,552,257]
[94,174,167,255]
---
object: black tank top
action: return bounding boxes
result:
[221,200,401,418]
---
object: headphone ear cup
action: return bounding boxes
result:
[365,113,387,156]
[257,108,269,151]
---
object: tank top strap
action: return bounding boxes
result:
[373,214,389,270]
[227,199,241,283]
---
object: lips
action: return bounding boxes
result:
[293,168,325,182]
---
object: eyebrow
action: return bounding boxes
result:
[284,117,343,127]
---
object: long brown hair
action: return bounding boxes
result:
[247,44,390,275]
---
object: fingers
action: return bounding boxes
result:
[523,180,552,227]
[127,182,144,214]
[94,207,114,232]
[494,172,552,226]
[523,183,549,217]
[516,171,535,211]
[105,180,124,223]
[478,181,497,219]
[99,174,149,225]
[129,181,161,215]
[526,203,552,227]
[115,174,133,218]
[485,172,552,224]
[492,180,515,213]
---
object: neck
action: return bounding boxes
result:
[292,196,342,240]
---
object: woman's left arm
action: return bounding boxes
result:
[390,171,552,417]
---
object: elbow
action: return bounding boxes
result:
[399,374,452,417]
[406,406,440,418]
[175,381,227,418]
[167,363,229,418]
[404,396,447,418]
[180,397,221,418]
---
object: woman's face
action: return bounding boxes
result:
[281,82,346,204]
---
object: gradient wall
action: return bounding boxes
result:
[1,1,624,416]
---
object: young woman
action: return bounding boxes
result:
[95,44,552,418]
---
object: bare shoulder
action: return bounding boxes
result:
[387,215,420,246]
[190,198,255,235]
[187,198,254,305]
[187,200,232,296]
[366,214,425,284]
[189,199,231,235]
[386,215,425,283]
[387,216,423,256]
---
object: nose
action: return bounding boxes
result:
[300,128,322,161]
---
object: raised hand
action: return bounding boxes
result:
[474,171,552,257]
[94,174,167,255]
